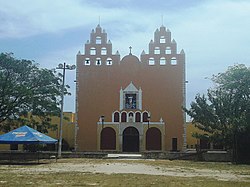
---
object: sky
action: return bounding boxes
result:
[0,0,250,113]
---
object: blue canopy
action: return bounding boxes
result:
[0,125,58,144]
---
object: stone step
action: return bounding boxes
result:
[106,153,142,159]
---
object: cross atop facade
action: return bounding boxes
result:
[129,46,132,55]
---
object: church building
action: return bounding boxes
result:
[76,24,186,152]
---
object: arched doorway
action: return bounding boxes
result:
[146,127,161,150]
[122,127,139,152]
[100,127,116,150]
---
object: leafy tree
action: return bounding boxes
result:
[0,52,69,133]
[185,64,250,163]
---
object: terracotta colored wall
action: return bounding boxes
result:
[76,25,185,152]
[76,55,185,151]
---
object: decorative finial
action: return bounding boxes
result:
[129,46,132,55]
[160,118,163,123]
[161,14,164,26]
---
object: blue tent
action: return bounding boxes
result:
[0,125,57,144]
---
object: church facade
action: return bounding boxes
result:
[76,24,186,152]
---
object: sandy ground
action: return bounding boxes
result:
[3,160,250,182]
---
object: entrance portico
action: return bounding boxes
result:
[97,120,165,152]
[97,82,165,153]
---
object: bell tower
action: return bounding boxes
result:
[81,24,120,66]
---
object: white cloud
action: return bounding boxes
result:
[0,0,125,38]
[1,0,250,112]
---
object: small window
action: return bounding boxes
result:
[166,47,171,54]
[96,36,101,44]
[85,58,90,65]
[160,57,166,65]
[121,112,127,122]
[135,112,141,122]
[154,47,160,54]
[160,36,165,43]
[143,112,149,122]
[101,47,107,55]
[114,112,119,122]
[106,58,112,65]
[90,48,96,55]
[171,57,177,65]
[149,58,155,65]
[128,112,134,122]
[96,58,101,66]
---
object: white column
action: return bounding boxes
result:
[119,87,123,110]
[139,88,142,110]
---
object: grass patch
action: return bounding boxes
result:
[0,172,248,187]
[0,158,249,187]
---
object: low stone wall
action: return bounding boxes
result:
[203,151,231,162]
[0,151,57,163]
[63,152,107,159]
[0,151,232,162]
[142,151,231,162]
[142,152,198,160]
[63,151,232,162]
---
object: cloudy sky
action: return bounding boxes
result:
[0,0,250,113]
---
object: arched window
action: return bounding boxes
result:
[171,57,177,65]
[128,112,134,122]
[160,36,166,43]
[84,58,90,65]
[149,58,155,66]
[106,58,112,65]
[114,112,119,122]
[121,112,127,122]
[101,47,107,55]
[129,112,133,117]
[96,58,101,66]
[154,47,160,54]
[166,47,171,54]
[135,112,141,122]
[143,112,149,122]
[96,36,101,44]
[90,47,96,55]
[160,57,166,65]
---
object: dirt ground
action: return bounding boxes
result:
[4,159,250,182]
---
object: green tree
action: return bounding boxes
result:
[185,64,250,163]
[0,52,69,133]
